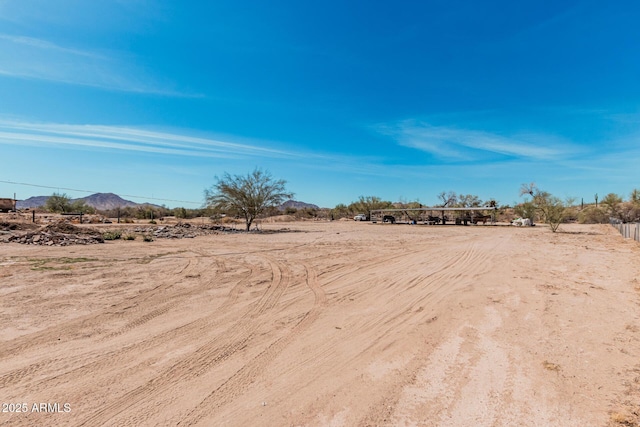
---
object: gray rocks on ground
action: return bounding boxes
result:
[5,222,104,246]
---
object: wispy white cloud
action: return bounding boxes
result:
[0,120,301,160]
[0,34,101,58]
[376,120,569,161]
[0,119,434,179]
[0,33,194,96]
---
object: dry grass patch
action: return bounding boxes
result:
[28,257,98,270]
[609,410,639,426]
[542,360,561,371]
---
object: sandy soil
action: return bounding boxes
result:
[1,221,639,426]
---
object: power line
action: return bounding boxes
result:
[0,179,201,205]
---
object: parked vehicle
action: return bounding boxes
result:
[354,214,367,221]
[427,215,441,224]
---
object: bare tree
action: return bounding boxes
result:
[437,191,457,224]
[519,182,537,198]
[437,191,457,207]
[204,169,293,231]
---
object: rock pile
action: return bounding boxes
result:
[6,222,104,246]
[1,220,293,245]
[131,222,230,239]
[0,221,39,231]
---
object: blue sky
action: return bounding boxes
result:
[1,0,639,208]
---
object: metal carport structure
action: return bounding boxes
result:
[369,206,498,225]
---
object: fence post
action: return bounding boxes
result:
[614,222,640,242]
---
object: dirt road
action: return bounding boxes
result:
[1,222,639,426]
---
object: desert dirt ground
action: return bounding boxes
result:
[1,221,640,426]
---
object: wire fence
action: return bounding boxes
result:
[611,222,640,242]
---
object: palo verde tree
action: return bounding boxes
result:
[45,192,94,214]
[347,196,393,218]
[331,203,349,219]
[601,193,623,218]
[519,183,573,232]
[204,169,293,231]
[45,193,73,213]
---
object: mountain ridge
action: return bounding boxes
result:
[16,193,320,211]
[17,193,146,210]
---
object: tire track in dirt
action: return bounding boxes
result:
[6,237,490,424]
[275,239,497,427]
[318,245,429,294]
[75,254,293,427]
[269,234,501,426]
[325,238,492,325]
[177,262,327,426]
[0,254,208,369]
[101,254,220,339]
[0,253,255,392]
[360,234,513,426]
[270,240,488,395]
[0,253,200,360]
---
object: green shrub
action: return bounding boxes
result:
[102,231,122,240]
[578,206,608,224]
[123,234,136,241]
[142,234,154,242]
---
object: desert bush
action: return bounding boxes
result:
[297,207,318,218]
[174,207,188,219]
[563,205,579,223]
[601,193,623,218]
[45,192,94,214]
[514,201,537,224]
[102,231,122,240]
[122,233,136,241]
[618,202,640,223]
[347,196,393,217]
[577,206,608,224]
[149,220,157,224]
[331,203,350,219]
[142,234,154,242]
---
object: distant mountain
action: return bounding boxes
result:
[17,193,140,210]
[76,193,139,210]
[16,196,50,209]
[17,194,319,212]
[278,200,320,211]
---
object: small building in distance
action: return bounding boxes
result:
[0,197,17,212]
